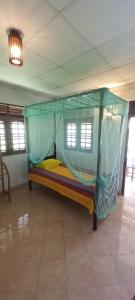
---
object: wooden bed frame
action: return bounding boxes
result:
[28,144,98,231]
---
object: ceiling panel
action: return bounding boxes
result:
[0,64,35,86]
[98,30,135,68]
[111,86,135,100]
[47,0,74,11]
[51,79,89,96]
[0,0,57,39]
[0,37,8,64]
[82,70,125,90]
[27,15,91,64]
[116,62,135,81]
[62,0,135,47]
[23,47,57,76]
[0,0,57,41]
[40,67,76,85]
[24,0,57,38]
[63,49,110,80]
[0,0,135,100]
[24,78,57,93]
[52,69,126,96]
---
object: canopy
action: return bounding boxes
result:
[24,88,129,219]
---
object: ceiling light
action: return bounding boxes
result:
[7,29,23,66]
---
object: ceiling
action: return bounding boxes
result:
[1,0,135,102]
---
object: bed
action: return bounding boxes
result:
[25,88,128,231]
[28,163,96,216]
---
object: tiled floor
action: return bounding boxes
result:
[0,183,135,300]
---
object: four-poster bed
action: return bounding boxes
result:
[24,88,128,231]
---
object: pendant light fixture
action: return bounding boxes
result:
[8,29,23,66]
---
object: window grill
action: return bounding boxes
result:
[0,103,25,155]
[0,121,6,152]
[81,122,92,150]
[66,123,76,149]
[65,119,93,152]
[10,121,25,151]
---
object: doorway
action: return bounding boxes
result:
[122,101,135,196]
[125,117,135,196]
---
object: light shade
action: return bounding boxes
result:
[8,29,23,66]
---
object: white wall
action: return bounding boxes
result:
[0,81,53,106]
[3,154,28,188]
[0,81,44,187]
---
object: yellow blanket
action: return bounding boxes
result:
[50,165,95,186]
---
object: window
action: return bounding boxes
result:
[80,122,92,150]
[0,103,25,155]
[66,123,76,149]
[11,121,25,151]
[65,119,93,152]
[0,121,6,152]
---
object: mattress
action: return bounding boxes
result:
[30,165,95,196]
[28,165,95,214]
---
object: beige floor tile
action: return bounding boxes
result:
[81,217,93,234]
[0,294,5,300]
[25,210,46,225]
[125,282,135,299]
[47,196,64,211]
[0,213,13,228]
[98,221,122,237]
[65,236,88,260]
[44,209,62,223]
[125,237,135,255]
[99,284,130,300]
[114,254,135,283]
[1,184,135,297]
[0,239,42,261]
[91,256,121,286]
[44,222,64,239]
[0,262,39,291]
[106,234,132,255]
[5,292,36,300]
[84,232,111,257]
[62,206,81,224]
[66,258,95,288]
[28,224,45,241]
[36,290,67,300]
[42,236,65,259]
[67,287,99,300]
[63,222,83,238]
[39,260,66,290]
[4,223,45,241]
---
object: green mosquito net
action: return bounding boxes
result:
[24,88,129,219]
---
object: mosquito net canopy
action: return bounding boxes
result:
[24,88,129,219]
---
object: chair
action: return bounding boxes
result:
[0,152,11,202]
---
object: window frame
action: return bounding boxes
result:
[0,104,25,156]
[64,121,77,150]
[0,119,7,153]
[65,118,93,153]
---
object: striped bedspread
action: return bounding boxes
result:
[29,165,96,198]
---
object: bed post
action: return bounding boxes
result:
[54,143,56,159]
[54,112,57,159]
[93,212,98,231]
[28,180,32,191]
[93,89,104,231]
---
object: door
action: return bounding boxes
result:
[121,101,135,195]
